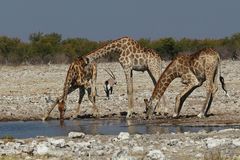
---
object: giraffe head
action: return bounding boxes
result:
[58,100,66,120]
[144,98,158,119]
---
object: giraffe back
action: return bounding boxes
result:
[64,57,96,89]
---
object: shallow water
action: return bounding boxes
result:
[0,119,240,139]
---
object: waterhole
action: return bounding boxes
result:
[0,119,239,139]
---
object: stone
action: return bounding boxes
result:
[47,138,66,147]
[132,146,144,154]
[35,143,49,155]
[112,150,135,160]
[167,139,179,146]
[195,153,203,158]
[232,138,240,146]
[95,150,105,156]
[21,145,34,154]
[205,138,231,149]
[218,128,239,133]
[144,150,165,160]
[111,137,119,142]
[75,141,91,150]
[134,134,142,139]
[15,139,25,144]
[118,132,130,140]
[68,132,85,139]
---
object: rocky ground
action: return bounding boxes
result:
[0,60,240,159]
[1,129,240,160]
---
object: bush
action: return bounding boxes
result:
[1,32,240,65]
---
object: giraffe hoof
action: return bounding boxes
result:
[70,115,77,120]
[197,113,206,118]
[226,93,230,98]
[93,112,99,118]
[126,112,133,119]
[172,113,178,118]
[145,115,152,120]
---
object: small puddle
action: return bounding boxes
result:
[0,119,239,139]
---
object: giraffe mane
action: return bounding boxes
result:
[85,36,131,57]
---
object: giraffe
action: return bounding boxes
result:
[42,56,98,121]
[144,48,229,119]
[84,36,165,118]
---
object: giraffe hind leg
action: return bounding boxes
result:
[198,69,218,118]
[86,87,99,118]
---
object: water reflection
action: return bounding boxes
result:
[0,119,239,139]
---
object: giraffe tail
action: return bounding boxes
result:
[218,56,229,97]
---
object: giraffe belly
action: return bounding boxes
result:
[132,65,148,71]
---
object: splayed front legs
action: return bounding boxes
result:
[42,85,77,121]
[173,74,200,118]
[43,85,98,121]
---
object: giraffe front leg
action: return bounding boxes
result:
[174,75,199,118]
[70,87,85,120]
[42,97,62,121]
[125,70,134,118]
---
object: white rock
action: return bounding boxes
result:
[167,139,179,146]
[75,141,91,149]
[134,134,142,139]
[47,138,65,147]
[112,150,134,160]
[20,144,33,153]
[118,132,130,140]
[195,153,203,158]
[232,138,240,146]
[15,139,25,144]
[68,132,85,139]
[111,137,119,142]
[205,138,231,149]
[132,146,144,154]
[144,150,165,160]
[218,128,240,133]
[35,143,49,155]
[46,150,66,157]
[95,150,105,156]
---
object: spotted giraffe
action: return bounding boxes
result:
[42,57,97,121]
[84,36,165,118]
[144,48,229,119]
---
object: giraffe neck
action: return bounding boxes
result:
[85,37,130,62]
[62,62,75,102]
[151,61,179,100]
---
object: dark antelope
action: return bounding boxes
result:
[104,68,117,99]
